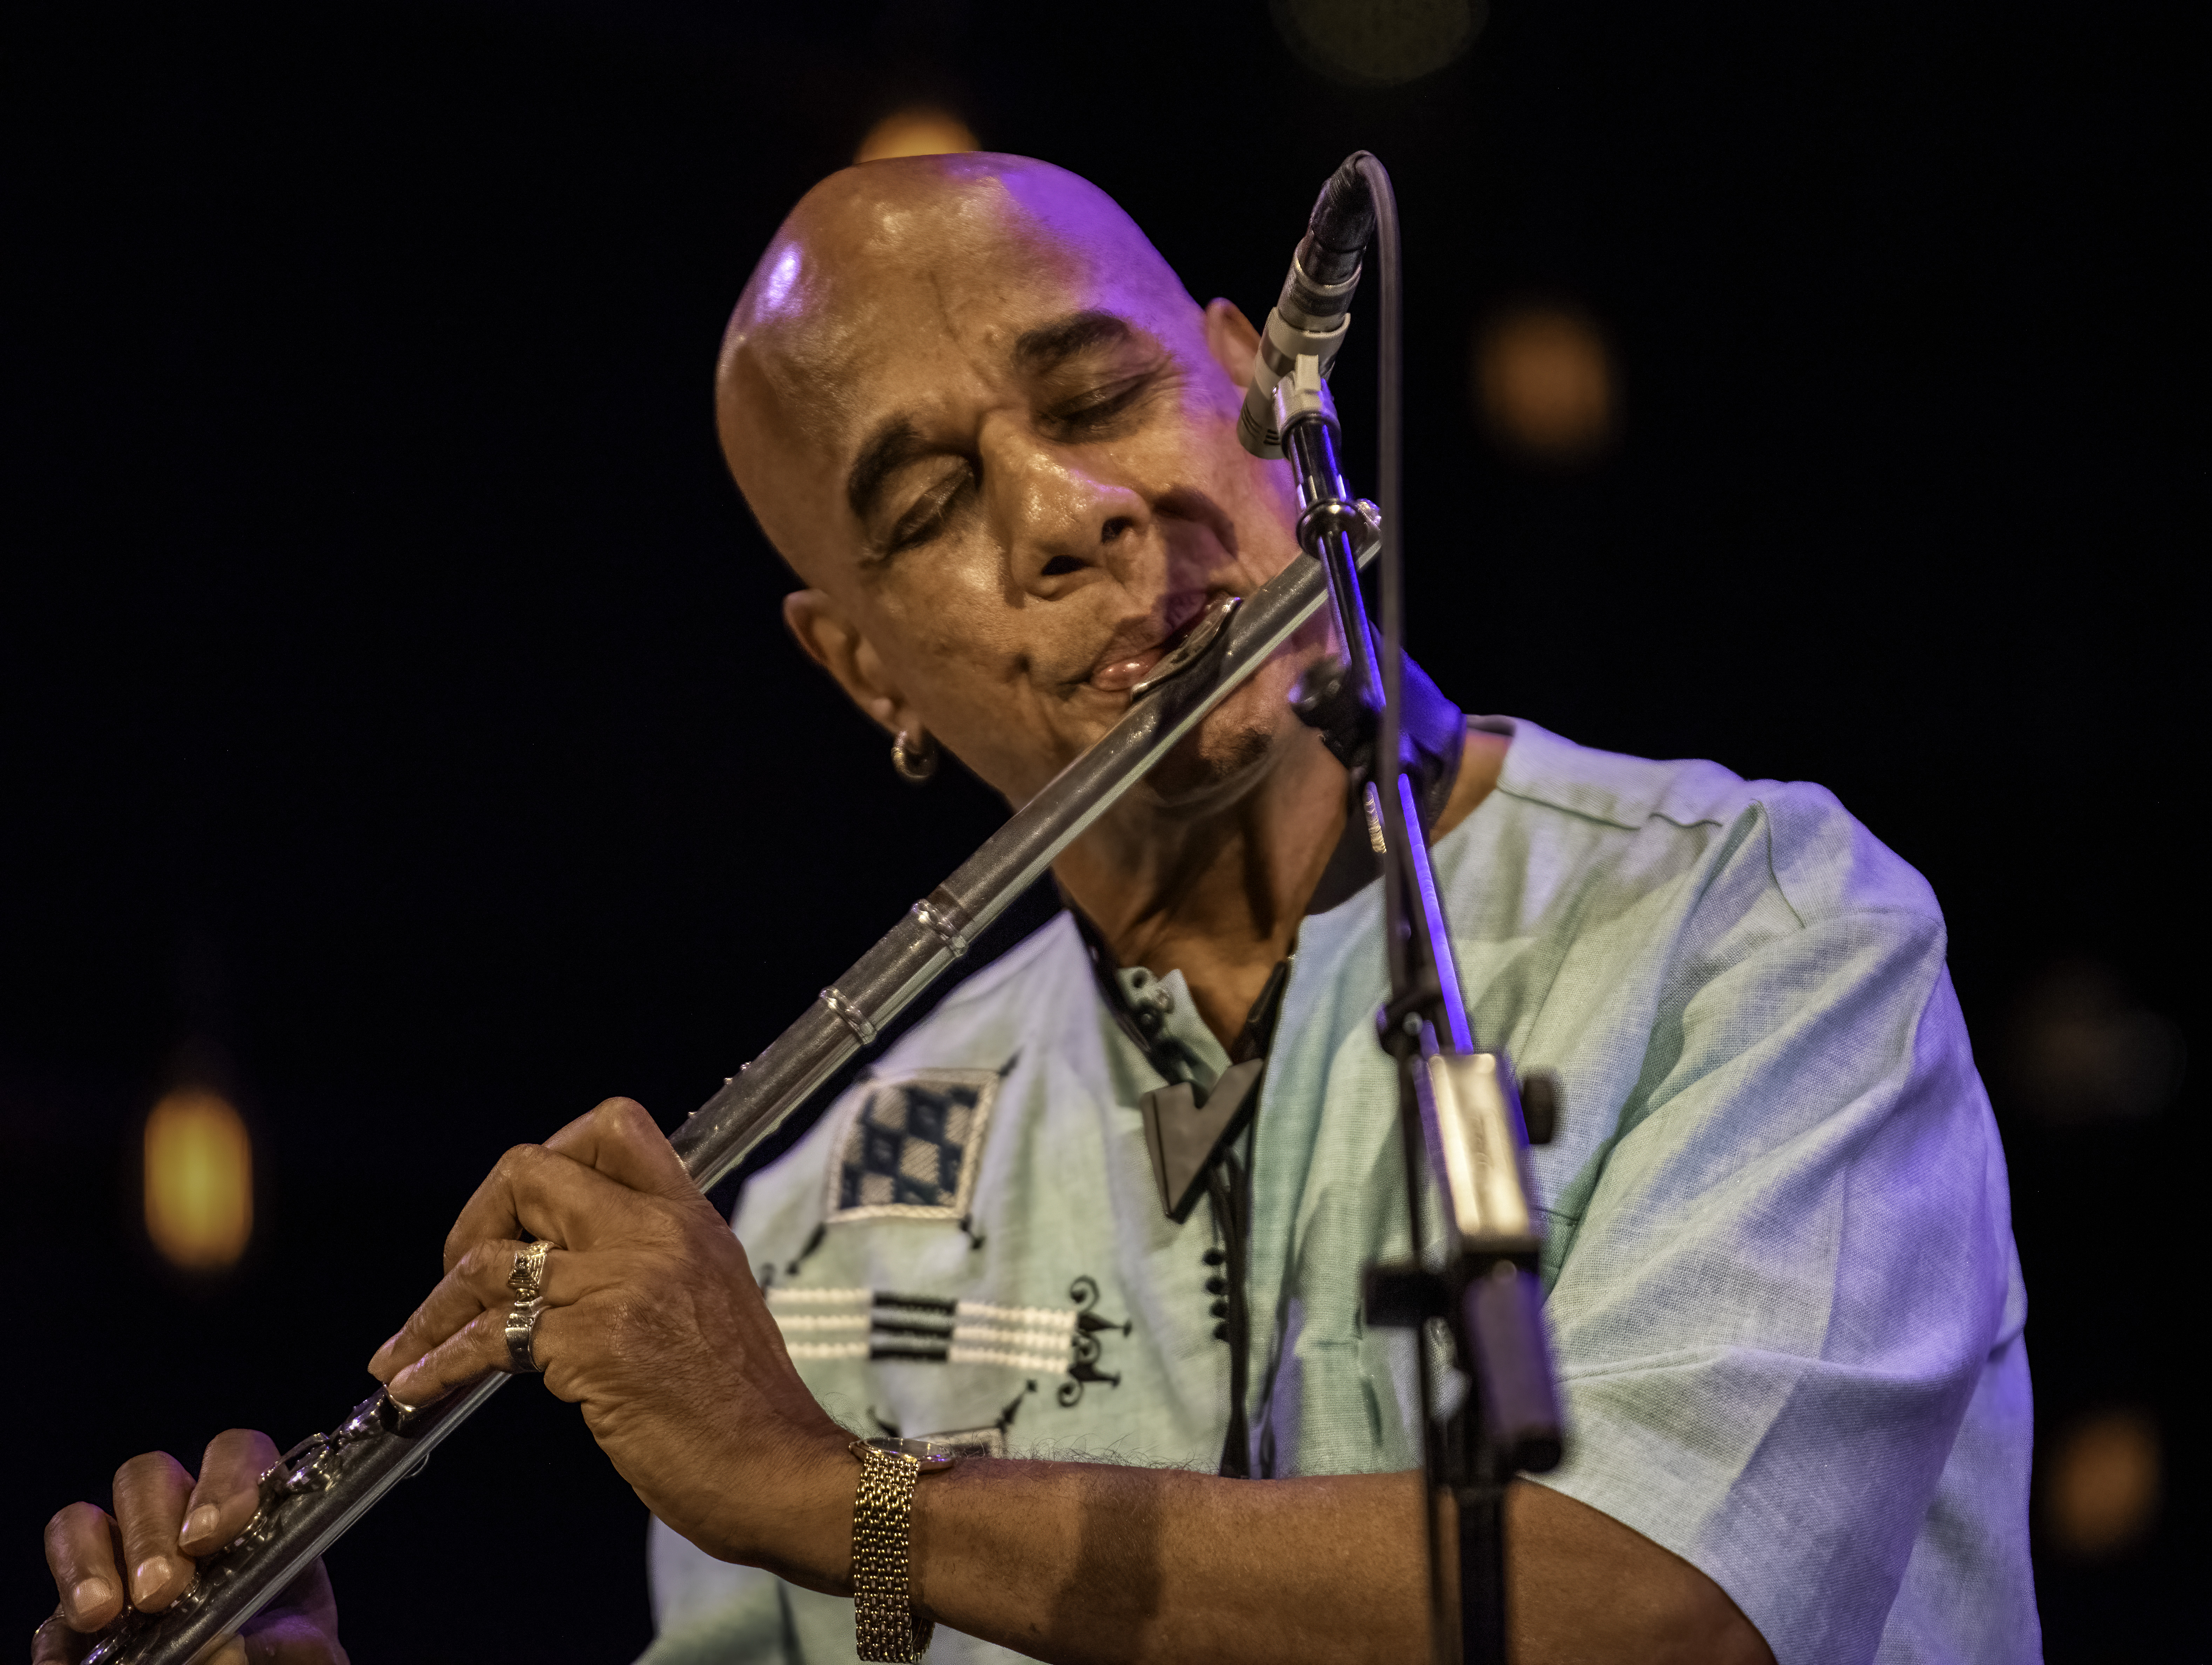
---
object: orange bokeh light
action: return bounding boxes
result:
[144,1087,253,1270]
[2045,1408,2161,1558]
[1475,305,1616,462]
[855,107,978,165]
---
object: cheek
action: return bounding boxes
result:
[875,554,1026,689]
[1224,460,1304,586]
[1149,403,1302,582]
[869,565,1065,790]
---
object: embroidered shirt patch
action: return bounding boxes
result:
[825,1068,1000,1224]
[766,1287,1077,1375]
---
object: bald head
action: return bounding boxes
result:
[716,154,1209,580]
[706,151,1310,810]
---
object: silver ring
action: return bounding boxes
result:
[508,1239,552,1301]
[505,1296,546,1373]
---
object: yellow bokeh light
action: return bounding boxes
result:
[144,1087,253,1270]
[1274,0,1484,89]
[1475,305,1616,462]
[855,107,978,165]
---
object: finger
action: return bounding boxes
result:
[390,1285,612,1405]
[541,1097,698,1203]
[215,1560,343,1665]
[438,1141,654,1273]
[263,1558,340,1640]
[385,1303,515,1406]
[112,1451,196,1611]
[368,1240,592,1379]
[31,1610,89,1665]
[241,1609,347,1665]
[526,1304,593,1404]
[180,1430,280,1556]
[42,1502,122,1632]
[437,1097,694,1273]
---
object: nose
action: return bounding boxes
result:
[988,429,1154,600]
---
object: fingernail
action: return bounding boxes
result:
[182,1503,221,1546]
[71,1576,115,1620]
[132,1555,177,1606]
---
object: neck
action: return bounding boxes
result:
[1053,725,1349,1045]
[1051,725,1512,1045]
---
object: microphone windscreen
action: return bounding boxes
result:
[1301,154,1376,284]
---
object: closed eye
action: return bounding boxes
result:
[885,462,977,555]
[1040,368,1166,439]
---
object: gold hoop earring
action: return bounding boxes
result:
[891,729,938,783]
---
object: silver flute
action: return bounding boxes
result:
[81,538,1368,1665]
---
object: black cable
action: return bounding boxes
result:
[1356,153,1411,982]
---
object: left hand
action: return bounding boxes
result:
[367,1098,853,1585]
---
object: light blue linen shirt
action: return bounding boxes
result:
[642,718,2038,1665]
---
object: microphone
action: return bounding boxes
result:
[1237,154,1377,458]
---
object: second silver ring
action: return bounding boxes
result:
[506,1296,547,1373]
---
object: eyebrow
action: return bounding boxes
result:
[1012,309,1137,374]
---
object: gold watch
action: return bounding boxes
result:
[849,1436,960,1663]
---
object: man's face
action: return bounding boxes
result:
[718,158,1319,810]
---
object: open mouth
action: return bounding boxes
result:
[1087,593,1217,694]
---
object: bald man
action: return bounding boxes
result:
[38,156,2036,1665]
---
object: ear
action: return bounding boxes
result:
[782,589,924,739]
[1203,298,1262,392]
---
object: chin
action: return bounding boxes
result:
[1133,669,1298,811]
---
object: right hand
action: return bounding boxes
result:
[34,1429,346,1665]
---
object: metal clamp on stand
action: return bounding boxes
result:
[1363,1047,1565,1665]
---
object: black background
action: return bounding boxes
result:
[4,0,2198,1658]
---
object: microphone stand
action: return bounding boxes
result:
[1272,154,1565,1665]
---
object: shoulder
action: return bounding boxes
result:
[1477,715,1941,928]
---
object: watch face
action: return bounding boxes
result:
[864,1436,961,1471]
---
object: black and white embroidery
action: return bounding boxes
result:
[824,1069,1001,1224]
[767,1287,1076,1374]
[1061,1275,1131,1406]
[870,1386,1036,1456]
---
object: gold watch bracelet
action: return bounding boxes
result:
[850,1439,944,1662]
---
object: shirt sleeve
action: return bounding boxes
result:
[1531,802,2019,1665]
